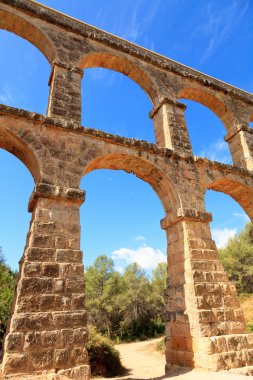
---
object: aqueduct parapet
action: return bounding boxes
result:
[0,1,253,378]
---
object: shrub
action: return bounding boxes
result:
[248,320,253,333]
[156,337,165,354]
[87,326,125,377]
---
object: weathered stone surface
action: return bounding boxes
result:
[1,1,253,379]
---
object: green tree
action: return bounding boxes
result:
[0,249,17,349]
[85,256,166,341]
[219,222,253,294]
[119,263,159,339]
[151,262,167,319]
[85,255,124,338]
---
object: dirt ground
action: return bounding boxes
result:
[1,338,252,380]
[99,337,253,380]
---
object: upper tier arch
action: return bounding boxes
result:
[0,8,56,64]
[178,87,238,134]
[80,52,159,104]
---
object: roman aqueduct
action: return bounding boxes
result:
[0,0,253,378]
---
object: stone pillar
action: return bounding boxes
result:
[162,208,253,373]
[47,60,83,125]
[2,183,90,380]
[225,124,253,171]
[150,97,192,155]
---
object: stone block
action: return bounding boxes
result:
[72,294,85,310]
[70,347,88,366]
[65,278,84,293]
[53,311,87,329]
[59,263,84,277]
[11,313,53,332]
[2,353,28,374]
[5,332,24,353]
[24,332,41,351]
[61,329,74,346]
[56,249,82,263]
[42,263,60,277]
[54,348,69,368]
[73,328,87,345]
[26,247,55,262]
[23,262,42,277]
[29,349,54,370]
[55,295,71,310]
[42,330,60,348]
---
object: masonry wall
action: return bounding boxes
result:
[1,0,253,379]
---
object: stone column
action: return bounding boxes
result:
[150,97,192,155]
[162,208,253,372]
[225,124,253,171]
[47,60,83,125]
[2,183,90,380]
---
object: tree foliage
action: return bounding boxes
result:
[219,222,253,294]
[85,256,167,341]
[0,249,17,349]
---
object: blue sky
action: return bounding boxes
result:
[0,0,252,273]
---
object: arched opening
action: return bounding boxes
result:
[0,148,34,357]
[205,189,253,330]
[0,127,41,183]
[178,88,236,131]
[182,99,232,164]
[80,154,179,377]
[80,53,157,142]
[0,29,50,114]
[0,10,55,63]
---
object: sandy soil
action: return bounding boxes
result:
[98,337,253,380]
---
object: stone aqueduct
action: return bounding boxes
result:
[0,0,253,378]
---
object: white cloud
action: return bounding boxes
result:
[111,245,166,270]
[115,265,124,274]
[133,235,146,241]
[211,228,237,248]
[233,213,250,222]
[199,139,232,164]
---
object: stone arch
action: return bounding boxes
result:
[178,87,237,134]
[0,9,56,63]
[0,126,40,183]
[83,152,181,216]
[80,52,159,104]
[207,179,253,220]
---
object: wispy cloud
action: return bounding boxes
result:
[119,0,161,44]
[111,245,166,270]
[0,84,13,104]
[133,235,146,242]
[233,213,250,222]
[87,0,159,85]
[195,0,249,64]
[211,228,237,248]
[198,139,232,164]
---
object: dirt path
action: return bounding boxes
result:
[98,337,253,380]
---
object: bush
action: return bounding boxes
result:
[248,320,253,333]
[156,337,165,354]
[87,326,125,377]
[0,256,16,350]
